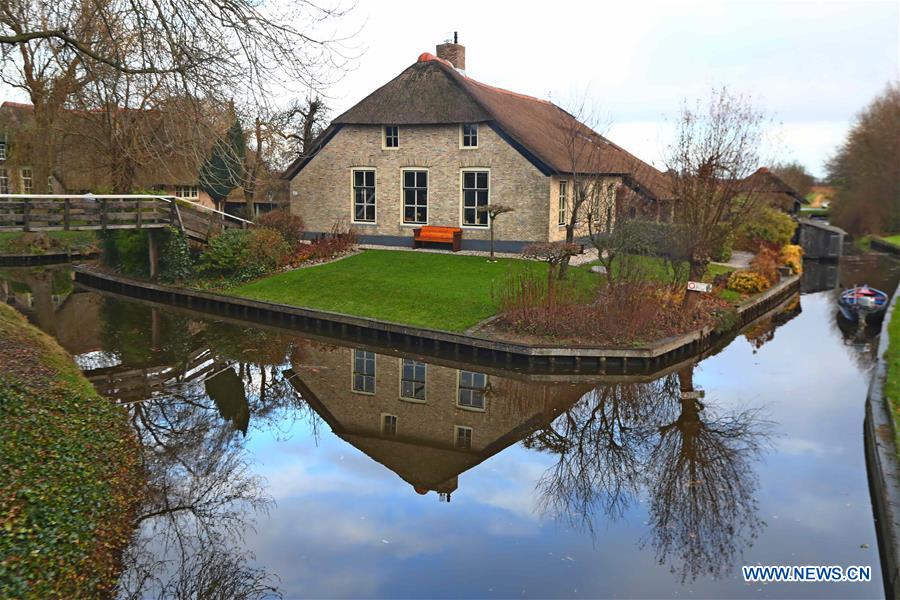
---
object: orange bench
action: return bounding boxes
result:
[413,226,463,252]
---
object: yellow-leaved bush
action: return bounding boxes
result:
[727,270,771,295]
[780,244,804,274]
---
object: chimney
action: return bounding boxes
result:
[436,32,465,71]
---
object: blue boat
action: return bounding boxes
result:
[837,285,888,323]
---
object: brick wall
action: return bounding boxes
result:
[290,124,552,249]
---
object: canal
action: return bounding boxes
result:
[2,253,898,599]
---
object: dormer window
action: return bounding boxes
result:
[461,123,478,148]
[383,125,399,148]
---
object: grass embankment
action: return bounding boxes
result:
[227,250,733,332]
[883,297,900,455]
[0,231,98,255]
[881,234,900,247]
[0,303,143,598]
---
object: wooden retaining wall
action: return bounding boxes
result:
[872,237,900,257]
[73,267,800,376]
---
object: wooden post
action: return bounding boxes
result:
[147,230,159,278]
[22,197,30,232]
[100,197,108,230]
[136,197,142,229]
[63,198,70,231]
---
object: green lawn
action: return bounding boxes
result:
[0,230,98,254]
[226,250,734,332]
[884,298,900,456]
[882,234,900,247]
[799,207,831,217]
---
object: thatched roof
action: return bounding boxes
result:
[285,55,673,200]
[740,167,805,200]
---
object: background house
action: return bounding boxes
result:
[285,41,673,251]
[739,167,808,215]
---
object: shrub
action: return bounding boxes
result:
[246,227,291,273]
[159,226,194,282]
[199,229,251,276]
[287,219,357,265]
[735,207,796,251]
[727,271,771,294]
[750,245,779,284]
[257,210,305,247]
[780,244,803,274]
[99,230,150,277]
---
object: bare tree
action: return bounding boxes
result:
[771,161,816,197]
[665,87,767,307]
[478,203,514,261]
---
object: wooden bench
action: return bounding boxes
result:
[413,226,462,252]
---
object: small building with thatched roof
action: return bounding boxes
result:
[284,39,672,251]
[739,167,808,215]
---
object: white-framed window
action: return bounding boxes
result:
[383,125,399,148]
[457,370,487,410]
[352,169,376,223]
[558,180,568,226]
[461,123,478,148]
[382,414,398,436]
[0,168,8,194]
[455,425,473,449]
[0,141,7,160]
[461,169,489,227]
[402,169,428,224]
[399,359,426,401]
[352,349,376,394]
[176,185,199,199]
[47,176,53,193]
[20,168,32,194]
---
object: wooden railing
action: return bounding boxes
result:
[0,194,253,243]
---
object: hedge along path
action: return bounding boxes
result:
[0,303,144,599]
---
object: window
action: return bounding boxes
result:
[382,414,398,436]
[461,170,489,227]
[0,169,8,194]
[20,168,32,194]
[400,359,426,401]
[352,169,376,223]
[402,170,428,224]
[0,142,6,160]
[457,370,487,410]
[175,185,199,199]
[455,426,473,449]
[384,125,399,148]
[47,176,53,193]
[352,349,375,393]
[558,180,568,226]
[461,123,478,148]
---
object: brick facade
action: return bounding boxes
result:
[290,123,553,251]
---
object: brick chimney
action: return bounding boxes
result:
[436,32,465,71]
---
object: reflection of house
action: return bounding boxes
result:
[0,101,286,215]
[288,346,592,498]
[739,167,807,215]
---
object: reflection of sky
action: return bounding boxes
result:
[236,290,884,599]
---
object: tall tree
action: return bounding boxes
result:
[827,83,900,236]
[771,161,815,197]
[200,119,245,210]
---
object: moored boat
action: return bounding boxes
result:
[837,285,888,323]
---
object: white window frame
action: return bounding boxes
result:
[398,358,427,402]
[460,123,479,149]
[455,425,473,449]
[351,349,376,395]
[350,168,377,224]
[558,180,568,226]
[0,168,8,194]
[20,168,32,194]
[383,125,399,149]
[460,168,490,228]
[456,370,488,412]
[175,185,199,199]
[381,413,398,436]
[400,168,428,226]
[0,141,7,161]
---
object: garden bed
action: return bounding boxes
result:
[0,303,143,598]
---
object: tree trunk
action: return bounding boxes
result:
[681,259,708,309]
[489,222,495,259]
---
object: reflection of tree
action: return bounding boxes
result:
[533,364,770,583]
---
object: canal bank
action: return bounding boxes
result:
[865,280,900,599]
[72,265,800,374]
[0,302,143,598]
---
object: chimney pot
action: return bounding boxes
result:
[436,36,465,71]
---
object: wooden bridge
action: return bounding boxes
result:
[0,194,252,244]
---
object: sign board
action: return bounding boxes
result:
[681,390,706,400]
[686,281,713,293]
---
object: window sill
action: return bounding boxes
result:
[400,222,427,228]
[351,390,376,396]
[351,221,378,226]
[399,396,427,404]
[460,224,489,230]
[456,404,486,413]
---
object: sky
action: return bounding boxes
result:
[320,0,899,178]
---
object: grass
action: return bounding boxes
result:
[226,250,735,332]
[0,303,143,598]
[881,234,900,247]
[799,207,831,217]
[0,231,98,255]
[884,298,900,456]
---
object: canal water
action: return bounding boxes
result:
[2,253,898,599]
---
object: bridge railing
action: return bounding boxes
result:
[0,194,254,236]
